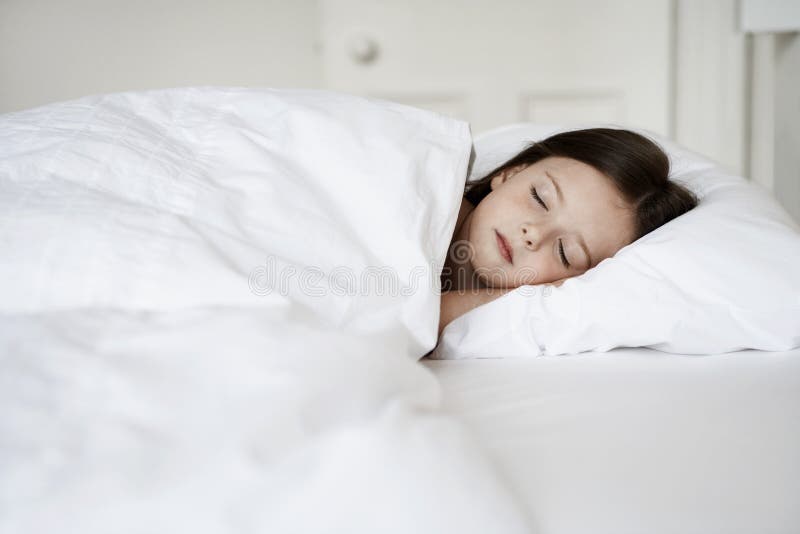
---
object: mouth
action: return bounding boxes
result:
[495,230,513,264]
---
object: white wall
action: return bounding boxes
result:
[0,0,320,113]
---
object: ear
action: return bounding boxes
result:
[490,164,527,190]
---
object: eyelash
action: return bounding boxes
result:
[530,186,570,268]
[530,185,548,210]
[559,240,570,268]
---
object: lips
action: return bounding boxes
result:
[495,230,513,264]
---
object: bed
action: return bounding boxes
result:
[1,86,797,534]
[425,347,800,533]
[421,121,800,533]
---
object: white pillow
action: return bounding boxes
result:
[433,123,800,358]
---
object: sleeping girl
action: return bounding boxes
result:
[438,128,699,335]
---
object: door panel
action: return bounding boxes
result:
[321,0,673,135]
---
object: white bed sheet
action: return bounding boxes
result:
[424,347,800,534]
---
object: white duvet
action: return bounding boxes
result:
[0,88,530,533]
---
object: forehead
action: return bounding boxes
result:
[529,156,629,206]
[540,156,618,192]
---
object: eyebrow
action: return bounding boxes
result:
[546,171,594,268]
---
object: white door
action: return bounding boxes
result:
[321,0,673,136]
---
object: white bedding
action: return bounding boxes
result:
[3,87,797,534]
[0,88,532,533]
[425,347,800,534]
[1,308,532,533]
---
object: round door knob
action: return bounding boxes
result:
[348,35,380,65]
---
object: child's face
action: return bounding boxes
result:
[465,156,636,288]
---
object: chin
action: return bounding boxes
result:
[476,271,516,289]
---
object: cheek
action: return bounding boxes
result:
[471,236,499,269]
[514,253,563,285]
[466,213,495,261]
[507,256,544,285]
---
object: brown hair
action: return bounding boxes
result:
[466,128,699,241]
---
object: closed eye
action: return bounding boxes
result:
[530,186,548,211]
[558,239,571,268]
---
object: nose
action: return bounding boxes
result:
[521,223,539,250]
[521,222,552,251]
